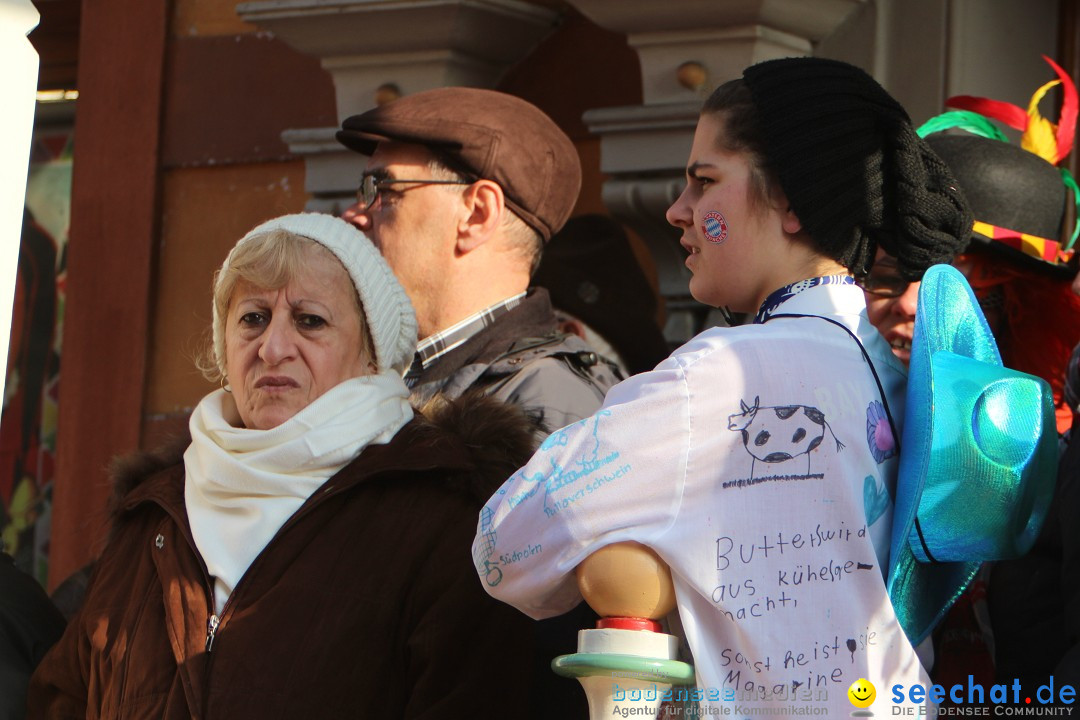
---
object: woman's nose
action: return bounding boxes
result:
[666,184,692,229]
[258,316,298,365]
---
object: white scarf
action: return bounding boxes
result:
[184,371,413,612]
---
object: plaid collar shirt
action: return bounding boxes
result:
[404,291,527,387]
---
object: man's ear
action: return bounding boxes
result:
[555,315,587,340]
[457,180,505,254]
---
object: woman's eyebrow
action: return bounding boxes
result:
[686,162,716,177]
[289,297,331,312]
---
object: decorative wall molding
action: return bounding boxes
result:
[570,0,864,103]
[236,0,559,121]
[280,127,355,213]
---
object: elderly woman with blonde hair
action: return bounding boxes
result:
[29,213,537,719]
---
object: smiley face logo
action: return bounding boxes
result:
[848,678,876,708]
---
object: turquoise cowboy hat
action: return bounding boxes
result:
[887,264,1058,645]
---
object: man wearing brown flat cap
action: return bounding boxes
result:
[337,87,620,434]
[337,87,620,719]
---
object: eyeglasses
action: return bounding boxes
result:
[858,266,911,298]
[357,174,473,210]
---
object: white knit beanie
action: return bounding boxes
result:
[214,213,417,374]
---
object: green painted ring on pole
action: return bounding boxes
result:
[551,653,696,685]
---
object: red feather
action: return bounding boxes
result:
[945,95,1027,130]
[1043,54,1077,163]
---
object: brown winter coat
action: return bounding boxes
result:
[28,396,539,719]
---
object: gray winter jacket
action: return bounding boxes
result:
[411,288,623,435]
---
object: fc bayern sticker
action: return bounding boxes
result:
[702,210,728,244]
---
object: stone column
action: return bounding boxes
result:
[236,0,560,212]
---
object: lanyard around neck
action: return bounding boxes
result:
[764,312,900,455]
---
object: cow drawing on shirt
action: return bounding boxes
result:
[726,396,844,479]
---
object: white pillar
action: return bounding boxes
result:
[0,0,41,407]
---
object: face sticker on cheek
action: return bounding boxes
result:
[702,210,728,244]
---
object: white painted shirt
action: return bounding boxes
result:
[473,281,930,717]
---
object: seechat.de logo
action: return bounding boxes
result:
[891,675,1076,716]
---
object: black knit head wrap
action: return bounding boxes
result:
[740,57,972,280]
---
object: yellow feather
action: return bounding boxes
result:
[1022,78,1061,163]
